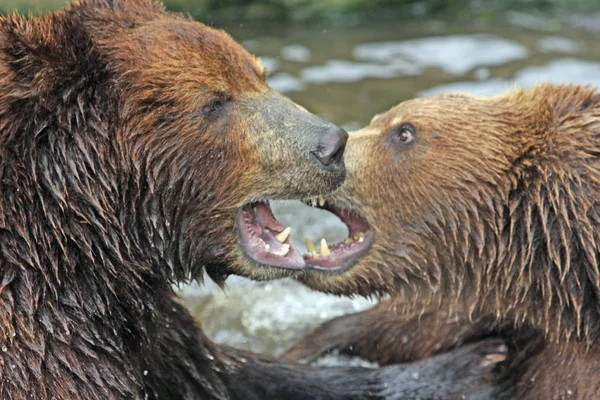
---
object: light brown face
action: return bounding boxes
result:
[81,1,350,281]
[296,93,516,296]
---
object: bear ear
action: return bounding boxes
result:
[0,15,53,83]
[532,84,600,120]
[518,84,600,137]
[75,0,164,12]
[0,12,107,101]
[77,0,119,8]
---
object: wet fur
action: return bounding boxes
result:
[0,1,505,398]
[292,85,600,399]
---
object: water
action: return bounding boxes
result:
[177,11,600,358]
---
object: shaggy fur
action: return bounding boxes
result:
[291,84,600,399]
[0,1,506,398]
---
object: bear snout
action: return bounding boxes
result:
[241,91,348,196]
[311,125,348,171]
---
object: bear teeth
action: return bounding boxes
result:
[353,232,365,242]
[306,238,317,252]
[304,238,332,259]
[275,227,291,243]
[304,233,368,259]
[307,196,325,208]
[271,244,290,257]
[320,238,330,257]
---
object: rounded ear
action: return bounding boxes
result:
[0,12,113,152]
[506,84,600,182]
[0,14,102,94]
[74,0,164,12]
[532,84,600,120]
[510,84,599,136]
[77,0,120,8]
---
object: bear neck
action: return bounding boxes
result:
[496,175,600,345]
[0,77,195,350]
[388,179,599,345]
[439,141,600,345]
[434,86,600,345]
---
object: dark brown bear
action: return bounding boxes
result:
[0,0,505,399]
[285,84,600,399]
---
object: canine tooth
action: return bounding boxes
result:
[318,196,326,207]
[320,238,331,257]
[358,237,364,243]
[272,244,290,256]
[306,238,317,252]
[275,227,291,243]
[353,233,366,241]
[311,198,318,207]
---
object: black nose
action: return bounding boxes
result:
[312,125,348,170]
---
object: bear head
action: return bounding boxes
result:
[0,0,350,289]
[297,85,600,340]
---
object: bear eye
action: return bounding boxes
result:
[202,96,229,116]
[393,123,416,145]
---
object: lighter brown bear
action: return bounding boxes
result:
[287,84,600,399]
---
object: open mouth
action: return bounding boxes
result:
[237,198,373,272]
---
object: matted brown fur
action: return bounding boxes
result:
[0,0,508,398]
[290,84,600,399]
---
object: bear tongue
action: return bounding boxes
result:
[251,202,291,255]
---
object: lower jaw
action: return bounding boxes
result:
[240,238,374,273]
[302,233,374,273]
[245,256,365,275]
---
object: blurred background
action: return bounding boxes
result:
[6,0,600,362]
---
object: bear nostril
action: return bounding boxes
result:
[312,126,348,169]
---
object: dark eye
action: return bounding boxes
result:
[393,123,416,145]
[202,96,229,116]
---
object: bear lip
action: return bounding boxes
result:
[237,200,373,272]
